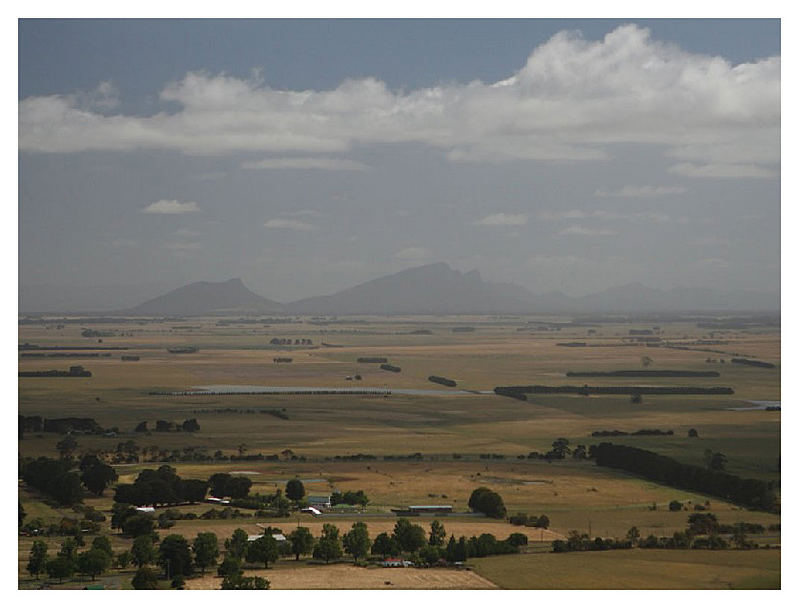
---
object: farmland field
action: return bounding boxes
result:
[17,314,780,589]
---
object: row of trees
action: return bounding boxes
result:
[114,465,210,506]
[27,536,116,582]
[590,443,778,512]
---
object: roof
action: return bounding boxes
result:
[301,506,322,515]
[307,495,331,501]
[135,506,155,513]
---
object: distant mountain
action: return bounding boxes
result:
[125,278,284,315]
[287,262,536,314]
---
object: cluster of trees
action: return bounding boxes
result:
[591,429,674,437]
[134,419,200,433]
[331,490,369,506]
[79,455,119,496]
[552,531,634,553]
[356,357,388,363]
[428,375,457,387]
[731,358,775,369]
[380,364,401,373]
[626,514,760,550]
[590,443,778,512]
[509,513,550,528]
[114,465,209,506]
[567,370,719,377]
[27,536,116,582]
[20,457,83,505]
[525,438,588,461]
[468,488,507,518]
[209,473,252,499]
[270,338,313,345]
[494,385,735,396]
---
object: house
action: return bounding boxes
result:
[380,558,414,567]
[307,495,332,508]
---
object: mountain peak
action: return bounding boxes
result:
[126,278,283,315]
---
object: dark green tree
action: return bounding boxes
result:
[342,522,371,564]
[371,532,398,558]
[81,463,119,496]
[285,478,305,501]
[132,535,157,566]
[46,556,76,583]
[192,532,220,574]
[312,524,343,564]
[27,540,48,579]
[58,538,79,562]
[246,534,280,568]
[225,528,249,561]
[131,565,159,589]
[114,550,132,569]
[468,488,507,519]
[159,534,194,577]
[429,520,447,546]
[77,549,111,580]
[221,574,270,589]
[393,518,427,553]
[122,514,155,538]
[56,435,78,460]
[288,526,315,561]
[217,555,243,578]
[91,536,113,557]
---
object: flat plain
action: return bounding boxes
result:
[17,314,780,589]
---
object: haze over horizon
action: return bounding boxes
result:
[19,19,780,312]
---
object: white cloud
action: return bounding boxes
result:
[474,213,529,227]
[541,209,670,223]
[142,199,201,214]
[558,225,617,236]
[594,185,686,197]
[395,246,432,261]
[264,218,318,231]
[242,157,369,171]
[18,25,779,175]
[668,162,777,179]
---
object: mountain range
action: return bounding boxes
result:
[110,263,778,316]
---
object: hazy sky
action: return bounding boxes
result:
[18,19,780,310]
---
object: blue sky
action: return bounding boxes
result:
[18,19,780,311]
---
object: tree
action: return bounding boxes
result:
[51,472,84,505]
[81,463,119,496]
[641,356,653,368]
[132,535,157,567]
[159,534,194,577]
[549,438,571,459]
[181,418,200,432]
[58,538,79,562]
[669,500,683,512]
[131,565,159,589]
[91,536,113,557]
[688,428,699,438]
[192,532,220,574]
[371,532,398,558]
[46,556,76,583]
[312,524,343,564]
[535,515,550,529]
[429,520,447,546]
[572,445,588,460]
[134,421,148,433]
[19,501,26,528]
[27,540,48,579]
[56,435,78,460]
[122,514,155,538]
[468,488,507,519]
[217,555,243,578]
[285,478,305,501]
[393,518,427,553]
[77,549,111,580]
[288,526,315,561]
[506,533,528,547]
[225,528,249,561]
[626,526,640,545]
[342,522,371,563]
[247,534,280,568]
[114,550,132,570]
[111,503,138,530]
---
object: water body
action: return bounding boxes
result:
[181,384,472,396]
[727,400,781,411]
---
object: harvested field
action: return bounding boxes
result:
[184,563,498,589]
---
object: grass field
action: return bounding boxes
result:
[469,549,781,589]
[18,314,780,589]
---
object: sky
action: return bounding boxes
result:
[18,19,781,311]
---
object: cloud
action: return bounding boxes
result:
[668,162,777,179]
[541,209,670,223]
[142,199,200,214]
[557,225,617,236]
[242,157,369,171]
[163,241,202,251]
[264,218,318,231]
[474,213,529,227]
[395,246,432,261]
[18,25,779,175]
[594,185,686,197]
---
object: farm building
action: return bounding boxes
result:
[380,558,415,567]
[301,506,322,516]
[206,496,231,505]
[135,506,155,513]
[247,533,288,545]
[307,495,332,508]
